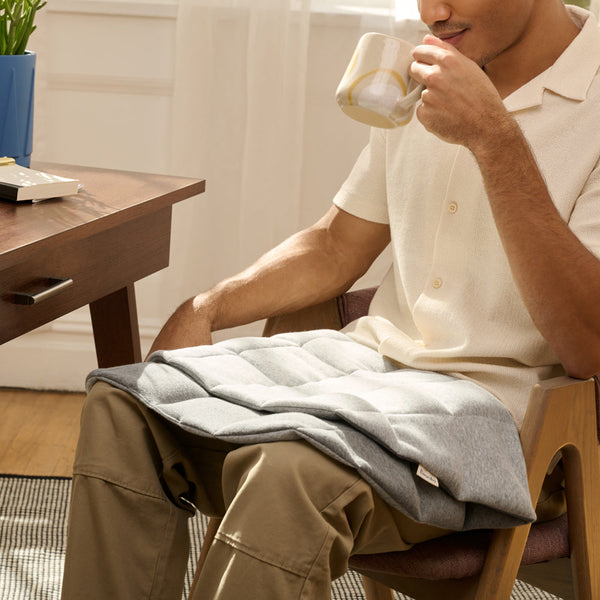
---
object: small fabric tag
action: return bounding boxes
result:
[417,464,439,487]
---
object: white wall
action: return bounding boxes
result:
[0,1,425,390]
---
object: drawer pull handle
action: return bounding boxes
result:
[12,277,74,305]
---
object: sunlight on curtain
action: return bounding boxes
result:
[168,0,401,320]
[168,0,313,311]
[395,0,420,20]
[318,0,418,20]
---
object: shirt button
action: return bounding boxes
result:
[432,278,443,289]
[448,202,458,214]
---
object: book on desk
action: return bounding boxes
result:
[0,157,80,202]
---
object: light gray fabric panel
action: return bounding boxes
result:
[87,330,535,530]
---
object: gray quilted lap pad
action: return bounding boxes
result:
[87,329,536,531]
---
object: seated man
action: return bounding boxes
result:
[60,1,600,598]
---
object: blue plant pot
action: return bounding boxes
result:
[0,51,36,168]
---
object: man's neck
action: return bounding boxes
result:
[484,3,581,99]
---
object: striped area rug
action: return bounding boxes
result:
[0,476,561,600]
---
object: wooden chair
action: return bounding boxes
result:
[190,288,600,600]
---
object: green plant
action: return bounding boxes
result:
[0,0,46,55]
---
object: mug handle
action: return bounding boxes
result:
[398,80,424,109]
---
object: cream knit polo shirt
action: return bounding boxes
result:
[333,7,600,427]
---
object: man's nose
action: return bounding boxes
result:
[417,0,452,26]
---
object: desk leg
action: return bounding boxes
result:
[89,284,143,368]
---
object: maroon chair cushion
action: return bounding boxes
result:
[348,514,569,581]
[521,514,569,564]
[338,287,377,327]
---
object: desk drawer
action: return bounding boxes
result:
[0,208,171,343]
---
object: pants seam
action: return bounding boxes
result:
[148,499,180,599]
[161,447,183,465]
[319,474,364,513]
[296,477,366,597]
[298,527,335,599]
[73,469,167,502]
[215,531,314,578]
[214,475,366,588]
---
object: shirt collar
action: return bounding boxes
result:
[504,6,600,112]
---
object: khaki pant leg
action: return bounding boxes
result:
[192,441,450,600]
[62,382,450,600]
[61,381,236,600]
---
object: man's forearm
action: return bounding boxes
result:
[148,207,390,354]
[203,228,368,332]
[473,119,600,378]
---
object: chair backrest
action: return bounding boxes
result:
[337,287,377,327]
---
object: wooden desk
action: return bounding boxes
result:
[0,163,205,368]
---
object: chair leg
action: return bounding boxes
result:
[473,524,532,599]
[188,516,222,600]
[562,440,600,600]
[361,575,395,600]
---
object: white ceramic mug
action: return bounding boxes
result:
[336,33,423,129]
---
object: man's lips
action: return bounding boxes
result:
[435,29,467,46]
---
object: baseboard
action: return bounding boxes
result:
[0,312,161,391]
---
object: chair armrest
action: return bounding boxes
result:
[262,296,343,336]
[519,376,597,506]
[262,287,377,337]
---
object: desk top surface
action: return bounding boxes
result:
[0,163,205,267]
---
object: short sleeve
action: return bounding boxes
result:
[569,161,600,259]
[333,127,389,224]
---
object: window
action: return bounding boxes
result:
[327,0,597,19]
[396,1,420,19]
[315,0,420,20]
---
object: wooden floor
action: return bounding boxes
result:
[0,388,85,477]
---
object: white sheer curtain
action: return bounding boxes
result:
[167,0,401,338]
[168,0,312,316]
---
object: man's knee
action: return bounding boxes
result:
[216,441,377,583]
[221,440,364,513]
